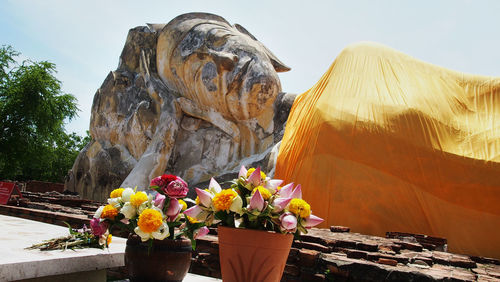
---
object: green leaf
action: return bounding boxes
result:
[63,221,78,235]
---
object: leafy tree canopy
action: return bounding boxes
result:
[0,45,89,183]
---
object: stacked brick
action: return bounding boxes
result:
[0,191,101,228]
[0,204,91,228]
[25,180,65,193]
[190,228,500,281]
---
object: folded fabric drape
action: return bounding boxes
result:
[276,42,500,258]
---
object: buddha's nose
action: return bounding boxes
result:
[198,50,238,72]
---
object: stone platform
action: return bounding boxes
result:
[0,214,220,281]
[0,214,125,281]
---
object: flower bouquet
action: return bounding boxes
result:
[184,166,323,234]
[92,174,208,249]
[183,166,323,282]
[25,222,112,251]
[91,174,208,281]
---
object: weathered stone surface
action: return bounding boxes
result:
[66,13,294,200]
[298,249,320,268]
[330,225,350,233]
[377,258,398,266]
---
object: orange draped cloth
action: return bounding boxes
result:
[276,42,500,258]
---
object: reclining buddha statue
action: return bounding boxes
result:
[276,42,500,258]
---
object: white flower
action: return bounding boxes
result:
[137,201,151,215]
[107,197,121,208]
[94,206,104,219]
[230,194,243,215]
[121,188,135,202]
[120,202,137,219]
[98,231,110,246]
[134,222,169,242]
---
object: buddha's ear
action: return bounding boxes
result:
[234,24,291,73]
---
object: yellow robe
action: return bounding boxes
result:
[276,42,500,258]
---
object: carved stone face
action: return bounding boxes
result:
[157,13,289,121]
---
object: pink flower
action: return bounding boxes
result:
[154,193,166,210]
[208,178,222,193]
[164,177,188,198]
[238,165,247,178]
[290,184,302,199]
[184,205,203,218]
[265,179,283,194]
[304,214,324,228]
[273,197,292,212]
[150,176,165,187]
[247,167,262,186]
[279,183,294,198]
[195,188,213,207]
[248,189,265,212]
[166,198,182,220]
[90,218,108,236]
[194,226,210,239]
[280,212,297,232]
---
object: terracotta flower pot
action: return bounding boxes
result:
[125,234,192,282]
[218,226,293,282]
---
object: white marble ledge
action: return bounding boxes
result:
[184,273,221,282]
[110,273,222,282]
[0,214,126,281]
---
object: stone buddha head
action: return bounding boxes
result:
[157,12,290,121]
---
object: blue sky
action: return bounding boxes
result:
[1,0,499,136]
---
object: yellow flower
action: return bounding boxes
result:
[288,198,311,218]
[110,188,125,198]
[212,189,238,211]
[130,191,148,207]
[101,204,119,219]
[107,234,112,245]
[137,209,163,233]
[252,186,271,200]
[186,215,199,224]
[178,199,187,211]
[246,168,266,180]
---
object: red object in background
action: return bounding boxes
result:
[0,182,23,205]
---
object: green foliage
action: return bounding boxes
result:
[0,45,89,183]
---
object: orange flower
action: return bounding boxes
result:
[137,209,163,233]
[101,204,118,219]
[213,189,238,211]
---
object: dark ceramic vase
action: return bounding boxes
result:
[125,234,192,282]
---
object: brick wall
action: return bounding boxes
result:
[25,180,65,193]
[190,228,500,281]
[0,204,90,228]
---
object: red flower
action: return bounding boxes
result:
[161,174,177,184]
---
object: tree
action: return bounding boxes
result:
[0,45,87,182]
